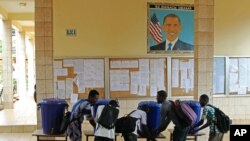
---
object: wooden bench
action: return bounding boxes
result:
[138,133,166,140]
[83,130,119,141]
[32,129,68,141]
[168,129,205,141]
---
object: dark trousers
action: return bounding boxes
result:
[173,126,190,141]
[95,136,113,141]
[123,133,137,141]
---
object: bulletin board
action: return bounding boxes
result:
[109,58,167,98]
[213,57,225,94]
[171,57,194,96]
[229,57,250,95]
[54,58,105,99]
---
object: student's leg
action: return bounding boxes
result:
[173,126,189,141]
[122,133,137,141]
[208,133,224,141]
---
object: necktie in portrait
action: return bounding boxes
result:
[168,43,172,50]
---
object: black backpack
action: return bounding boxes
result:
[115,110,137,133]
[97,105,119,129]
[208,104,230,133]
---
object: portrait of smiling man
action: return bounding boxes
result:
[150,13,193,51]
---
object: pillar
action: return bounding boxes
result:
[194,0,214,140]
[16,31,27,97]
[2,20,13,109]
[35,0,54,129]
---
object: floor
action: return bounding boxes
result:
[0,96,37,126]
[0,96,37,141]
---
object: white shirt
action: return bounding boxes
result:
[94,105,116,139]
[129,109,147,136]
[165,38,178,51]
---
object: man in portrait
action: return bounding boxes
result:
[150,13,193,51]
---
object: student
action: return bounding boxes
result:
[150,13,193,51]
[94,100,120,141]
[153,90,190,141]
[67,90,99,141]
[123,105,154,141]
[190,94,224,141]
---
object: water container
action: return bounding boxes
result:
[38,98,68,134]
[92,99,109,117]
[138,101,161,130]
[184,100,201,132]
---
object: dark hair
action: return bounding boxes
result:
[163,13,181,25]
[200,94,209,102]
[109,99,119,107]
[157,90,167,98]
[88,89,99,99]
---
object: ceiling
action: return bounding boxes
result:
[0,0,34,37]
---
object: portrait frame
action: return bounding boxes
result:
[147,3,194,54]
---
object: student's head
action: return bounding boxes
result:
[162,13,182,42]
[199,94,209,107]
[138,105,149,113]
[88,89,99,105]
[109,99,119,108]
[156,90,167,104]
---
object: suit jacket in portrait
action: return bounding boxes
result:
[150,40,193,51]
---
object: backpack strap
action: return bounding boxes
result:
[127,110,136,116]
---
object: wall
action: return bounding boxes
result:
[214,0,250,56]
[53,0,193,57]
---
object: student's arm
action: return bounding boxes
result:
[89,117,96,128]
[154,104,171,134]
[195,120,211,132]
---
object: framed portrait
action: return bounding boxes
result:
[147,3,194,54]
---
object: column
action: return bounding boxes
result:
[35,0,54,129]
[194,0,214,141]
[2,20,13,109]
[16,31,27,97]
[26,38,36,96]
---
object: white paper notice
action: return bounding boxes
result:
[63,59,74,67]
[110,60,138,68]
[83,59,104,87]
[66,78,73,99]
[70,93,78,103]
[138,85,147,96]
[229,59,239,92]
[130,72,140,94]
[57,89,65,99]
[150,86,157,96]
[73,59,84,73]
[238,87,247,95]
[55,68,68,76]
[110,70,129,91]
[172,59,179,87]
[57,80,65,90]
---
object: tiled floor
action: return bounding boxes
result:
[0,96,37,126]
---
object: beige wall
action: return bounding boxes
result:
[214,0,250,56]
[53,0,193,57]
[54,0,250,57]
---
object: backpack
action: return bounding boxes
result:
[97,105,119,129]
[59,99,89,133]
[208,104,230,133]
[170,100,197,127]
[115,110,137,133]
[59,111,71,133]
